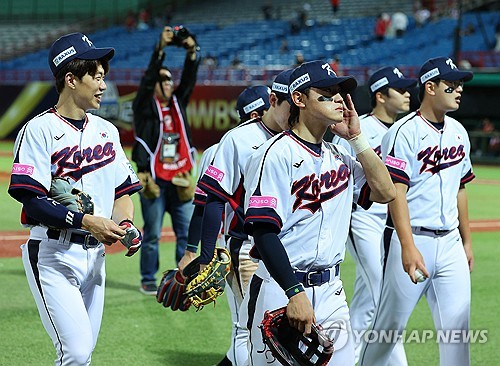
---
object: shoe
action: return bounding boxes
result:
[140,282,157,295]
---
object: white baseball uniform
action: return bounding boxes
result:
[199,117,280,366]
[193,144,246,366]
[359,111,475,366]
[332,114,407,365]
[242,131,376,366]
[9,108,141,365]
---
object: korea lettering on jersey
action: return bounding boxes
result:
[332,113,389,216]
[199,118,277,240]
[9,109,141,221]
[244,131,373,270]
[381,112,475,229]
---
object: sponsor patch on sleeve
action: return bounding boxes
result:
[204,165,225,182]
[385,156,407,170]
[248,196,278,209]
[12,163,34,176]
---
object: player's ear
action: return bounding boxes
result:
[269,92,277,107]
[425,81,437,96]
[375,91,386,104]
[291,91,305,107]
[65,72,77,90]
[249,111,260,119]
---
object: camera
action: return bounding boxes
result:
[171,25,191,47]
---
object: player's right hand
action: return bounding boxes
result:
[286,291,315,336]
[401,245,430,284]
[82,215,126,246]
[178,250,197,273]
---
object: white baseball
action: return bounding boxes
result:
[414,269,427,283]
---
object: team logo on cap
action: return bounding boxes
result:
[393,68,403,78]
[243,98,265,114]
[446,58,457,70]
[322,63,336,76]
[53,46,77,67]
[81,34,93,47]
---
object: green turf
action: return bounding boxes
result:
[1,233,499,365]
[1,140,499,364]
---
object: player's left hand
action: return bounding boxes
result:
[463,242,474,272]
[329,94,361,140]
[119,219,143,257]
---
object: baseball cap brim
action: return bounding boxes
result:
[79,47,115,62]
[439,70,473,82]
[387,78,417,90]
[312,76,358,93]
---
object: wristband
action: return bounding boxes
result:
[186,243,198,253]
[285,283,305,299]
[348,132,371,154]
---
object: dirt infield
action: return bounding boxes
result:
[0,228,177,258]
[1,220,499,258]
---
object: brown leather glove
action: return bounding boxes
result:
[172,171,194,202]
[137,172,160,199]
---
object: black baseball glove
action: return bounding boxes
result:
[49,176,94,214]
[259,307,334,366]
[119,219,142,257]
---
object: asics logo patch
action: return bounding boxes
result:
[54,134,65,140]
[293,160,304,168]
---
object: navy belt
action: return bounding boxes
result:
[295,264,340,287]
[417,227,452,236]
[47,228,100,249]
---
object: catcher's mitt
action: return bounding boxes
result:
[184,247,231,310]
[259,307,334,366]
[49,177,94,214]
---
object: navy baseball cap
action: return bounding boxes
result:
[48,32,115,76]
[236,85,271,120]
[368,66,417,93]
[419,57,473,85]
[289,60,357,94]
[271,68,293,103]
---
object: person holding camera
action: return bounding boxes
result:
[132,25,200,295]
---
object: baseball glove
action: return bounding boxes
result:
[172,171,195,202]
[49,177,94,214]
[156,258,199,311]
[184,247,231,310]
[119,220,142,257]
[259,307,334,366]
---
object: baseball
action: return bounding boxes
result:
[414,269,427,283]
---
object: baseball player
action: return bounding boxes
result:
[196,70,293,366]
[332,66,416,364]
[241,60,395,365]
[359,57,475,366]
[8,33,142,365]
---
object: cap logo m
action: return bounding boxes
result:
[446,58,457,70]
[393,68,403,78]
[322,63,336,76]
[81,34,93,47]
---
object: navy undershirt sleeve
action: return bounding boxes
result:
[21,192,84,229]
[186,205,205,253]
[253,222,304,298]
[199,193,225,264]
